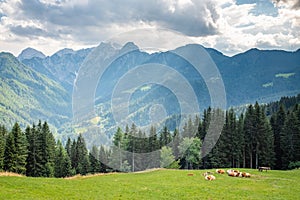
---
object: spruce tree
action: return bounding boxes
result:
[25,125,40,177]
[54,140,72,178]
[127,123,137,172]
[172,128,180,159]
[257,107,275,168]
[89,145,100,173]
[3,130,16,172]
[270,104,286,169]
[281,108,300,169]
[244,104,256,168]
[41,121,56,177]
[70,139,77,170]
[159,126,172,148]
[76,134,90,175]
[99,145,108,173]
[237,113,245,168]
[65,137,72,158]
[0,125,7,170]
[4,123,27,174]
[148,125,160,169]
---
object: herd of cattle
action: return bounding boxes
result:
[203,169,251,181]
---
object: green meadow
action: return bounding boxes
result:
[0,169,299,200]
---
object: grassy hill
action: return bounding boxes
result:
[0,169,299,199]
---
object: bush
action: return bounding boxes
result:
[288,161,300,170]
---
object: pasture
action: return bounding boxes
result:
[0,169,299,199]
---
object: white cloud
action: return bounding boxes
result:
[0,0,299,56]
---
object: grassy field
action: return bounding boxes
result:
[0,169,299,200]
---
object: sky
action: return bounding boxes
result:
[0,0,299,56]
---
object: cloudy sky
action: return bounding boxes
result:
[0,0,299,56]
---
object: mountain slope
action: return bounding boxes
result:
[21,47,93,92]
[0,52,70,129]
[1,44,299,138]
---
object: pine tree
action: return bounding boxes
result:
[0,125,7,170]
[257,106,275,168]
[89,145,100,174]
[127,123,137,172]
[3,130,16,172]
[65,137,72,158]
[25,125,40,177]
[70,139,77,170]
[281,107,300,169]
[39,121,56,177]
[148,125,160,169]
[4,123,27,174]
[54,140,72,178]
[172,128,180,159]
[109,128,126,171]
[270,104,286,169]
[237,113,245,168]
[76,134,90,175]
[99,145,109,173]
[159,126,172,148]
[244,104,256,168]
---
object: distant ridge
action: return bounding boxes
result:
[18,47,46,61]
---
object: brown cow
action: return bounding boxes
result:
[205,175,216,181]
[242,172,251,178]
[216,169,225,174]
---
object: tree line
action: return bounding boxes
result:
[0,97,299,177]
[108,101,300,171]
[0,121,110,177]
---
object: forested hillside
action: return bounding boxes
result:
[1,95,299,177]
[0,53,70,129]
[1,44,300,138]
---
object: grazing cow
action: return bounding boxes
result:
[216,169,225,174]
[228,172,239,177]
[242,172,251,178]
[205,175,216,181]
[227,169,241,177]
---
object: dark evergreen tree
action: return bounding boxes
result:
[25,125,40,177]
[65,137,72,158]
[237,113,245,168]
[270,104,286,169]
[3,130,15,172]
[89,145,100,174]
[244,104,256,168]
[148,125,160,169]
[75,134,90,175]
[70,139,77,170]
[0,125,7,170]
[39,121,56,177]
[4,123,27,174]
[256,106,275,168]
[54,140,72,178]
[281,107,300,169]
[172,128,180,159]
[127,123,137,172]
[99,145,109,173]
[159,126,172,148]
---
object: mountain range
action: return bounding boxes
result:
[0,43,299,140]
